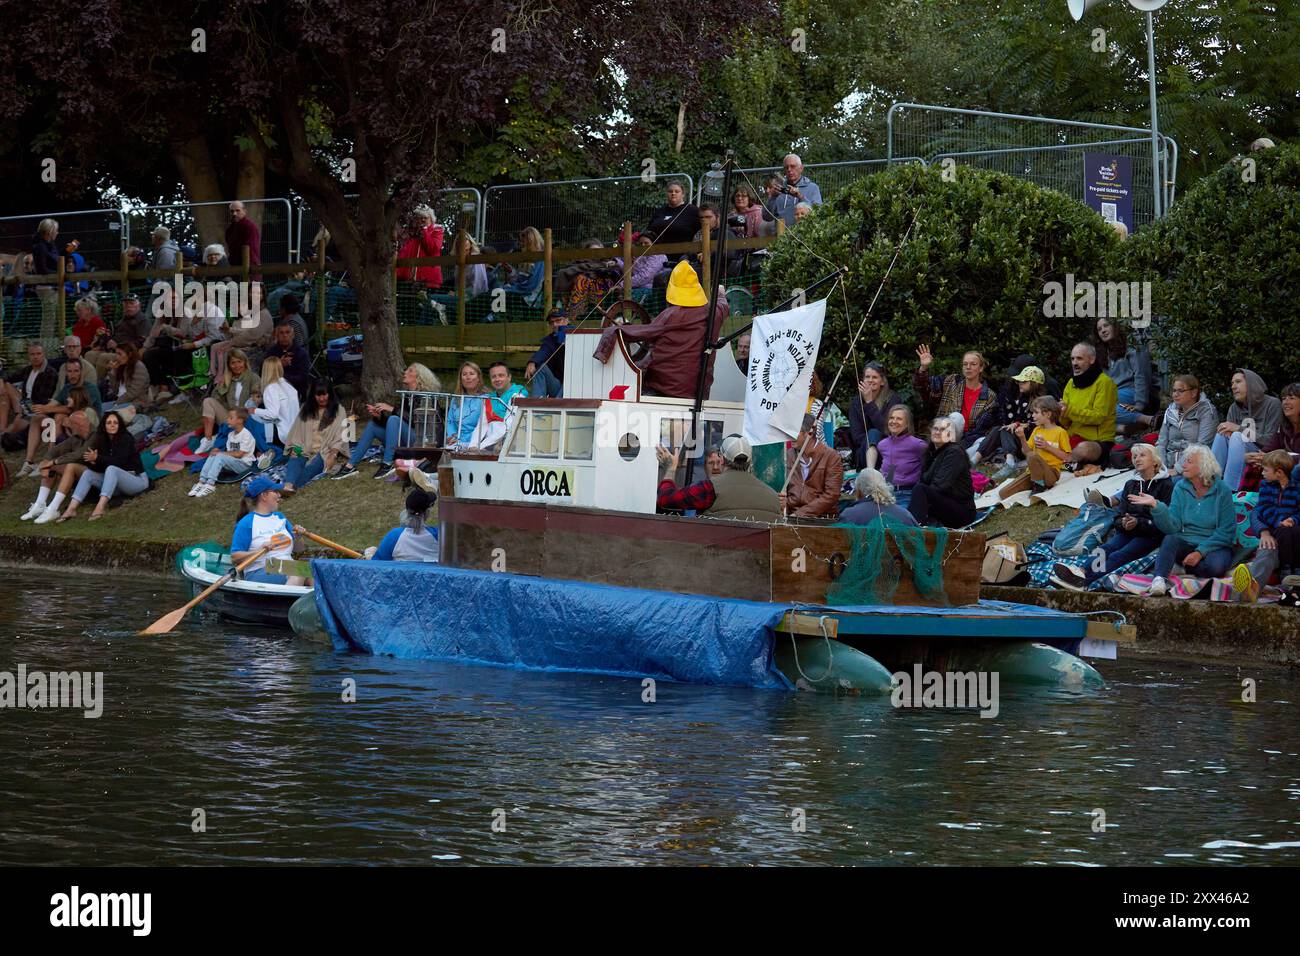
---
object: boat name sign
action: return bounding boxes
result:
[520,467,574,498]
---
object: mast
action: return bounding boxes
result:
[684,152,734,486]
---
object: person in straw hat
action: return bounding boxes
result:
[593,260,729,399]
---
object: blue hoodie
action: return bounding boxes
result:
[1152,478,1237,554]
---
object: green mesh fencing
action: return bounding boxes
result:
[825,519,950,607]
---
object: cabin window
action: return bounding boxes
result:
[530,411,561,458]
[506,413,529,458]
[618,433,640,461]
[657,417,725,459]
[564,412,595,460]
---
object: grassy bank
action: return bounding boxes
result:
[0,404,410,558]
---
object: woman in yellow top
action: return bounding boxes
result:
[281,381,350,494]
[1014,396,1072,490]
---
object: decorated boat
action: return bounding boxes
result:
[305,309,1136,693]
[176,542,311,628]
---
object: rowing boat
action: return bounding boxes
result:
[175,542,310,628]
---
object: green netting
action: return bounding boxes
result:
[824,518,950,607]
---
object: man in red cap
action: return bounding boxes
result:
[593,260,729,399]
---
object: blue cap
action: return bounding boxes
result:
[243,475,284,498]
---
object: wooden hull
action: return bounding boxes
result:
[437,498,983,607]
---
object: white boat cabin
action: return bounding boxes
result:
[449,327,749,514]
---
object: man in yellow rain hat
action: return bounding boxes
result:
[593,260,729,398]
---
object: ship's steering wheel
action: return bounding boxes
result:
[600,300,653,363]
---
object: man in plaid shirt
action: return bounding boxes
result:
[656,444,716,512]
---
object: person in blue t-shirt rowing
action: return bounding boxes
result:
[230,475,310,585]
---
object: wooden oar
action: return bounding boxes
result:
[141,545,273,635]
[300,530,364,559]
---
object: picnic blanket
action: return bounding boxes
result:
[976,466,1133,511]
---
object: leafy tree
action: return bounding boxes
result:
[1118,140,1300,394]
[761,163,1120,397]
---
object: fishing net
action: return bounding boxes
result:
[823,518,950,607]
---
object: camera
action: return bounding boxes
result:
[726,213,747,229]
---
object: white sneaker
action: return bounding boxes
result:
[196,437,215,455]
[20,501,45,520]
[195,482,216,497]
[187,482,203,497]
[1148,576,1168,596]
[33,505,61,525]
[256,449,275,470]
[16,461,37,478]
[168,392,188,405]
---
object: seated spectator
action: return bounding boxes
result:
[1212,368,1281,491]
[1232,450,1300,600]
[913,344,995,451]
[1095,317,1154,433]
[526,310,570,398]
[615,233,667,294]
[263,321,311,398]
[51,410,151,522]
[691,204,745,281]
[213,281,273,382]
[841,469,919,527]
[19,409,97,522]
[198,348,261,453]
[396,205,445,290]
[0,343,58,438]
[1060,342,1118,474]
[593,262,729,400]
[782,413,844,518]
[971,358,1045,478]
[268,272,313,317]
[277,294,310,349]
[231,477,306,586]
[877,405,927,508]
[1129,444,1237,594]
[23,357,102,473]
[430,232,490,309]
[54,334,99,390]
[1245,382,1300,472]
[645,181,700,263]
[497,227,546,306]
[486,361,527,418]
[109,293,152,351]
[655,434,781,521]
[731,185,764,237]
[281,382,349,494]
[374,488,441,562]
[142,286,228,400]
[102,343,151,411]
[793,202,813,223]
[250,356,301,445]
[203,244,229,267]
[1011,395,1071,492]
[768,154,822,228]
[556,238,623,316]
[1050,443,1172,590]
[907,415,976,529]
[848,361,904,471]
[190,408,257,497]
[1156,374,1219,474]
[70,296,107,349]
[705,447,724,478]
[445,361,487,447]
[337,363,441,479]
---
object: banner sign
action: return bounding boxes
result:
[743,298,827,444]
[1083,152,1134,231]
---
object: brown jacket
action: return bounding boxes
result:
[593,299,729,399]
[786,441,844,518]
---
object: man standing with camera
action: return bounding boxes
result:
[766,154,822,228]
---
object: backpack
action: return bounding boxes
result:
[1052,501,1115,556]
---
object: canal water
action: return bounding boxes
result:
[1,569,1298,866]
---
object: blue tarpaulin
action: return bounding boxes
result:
[311,562,795,690]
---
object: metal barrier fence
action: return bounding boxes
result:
[123,198,294,265]
[697,158,927,207]
[0,207,127,270]
[887,102,1177,225]
[483,174,695,248]
[294,187,483,261]
[393,389,512,451]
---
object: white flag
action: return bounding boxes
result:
[743,298,827,444]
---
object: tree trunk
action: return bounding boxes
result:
[234,136,267,228]
[169,126,228,250]
[351,250,406,405]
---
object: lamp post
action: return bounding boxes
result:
[1069,0,1168,219]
